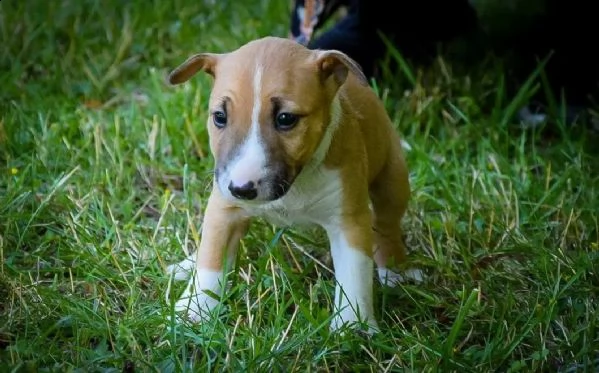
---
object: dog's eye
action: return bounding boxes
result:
[275,113,299,131]
[213,111,227,128]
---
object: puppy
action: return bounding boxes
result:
[166,36,421,332]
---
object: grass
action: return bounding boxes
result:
[1,0,598,371]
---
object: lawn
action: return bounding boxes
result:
[1,0,598,372]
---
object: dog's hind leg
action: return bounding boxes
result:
[369,144,423,286]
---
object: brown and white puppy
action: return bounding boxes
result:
[166,36,422,332]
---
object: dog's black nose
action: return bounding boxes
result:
[228,181,258,200]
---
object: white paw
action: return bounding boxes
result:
[174,291,219,323]
[377,267,424,287]
[330,285,379,335]
[166,253,196,281]
[170,270,224,323]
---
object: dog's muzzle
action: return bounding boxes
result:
[218,164,294,203]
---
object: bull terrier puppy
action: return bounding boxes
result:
[166,36,422,333]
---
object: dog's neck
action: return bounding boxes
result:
[302,94,342,174]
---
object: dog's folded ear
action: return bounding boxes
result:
[168,53,222,85]
[315,50,369,87]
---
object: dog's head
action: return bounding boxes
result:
[168,37,366,203]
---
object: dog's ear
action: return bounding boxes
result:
[315,50,369,87]
[168,53,222,85]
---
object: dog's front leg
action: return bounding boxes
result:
[175,190,249,322]
[325,213,378,333]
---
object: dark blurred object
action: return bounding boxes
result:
[289,0,479,78]
[289,0,598,123]
[500,0,598,108]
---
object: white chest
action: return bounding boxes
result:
[240,167,343,228]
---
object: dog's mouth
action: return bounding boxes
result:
[269,175,294,201]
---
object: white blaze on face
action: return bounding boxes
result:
[223,65,268,196]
